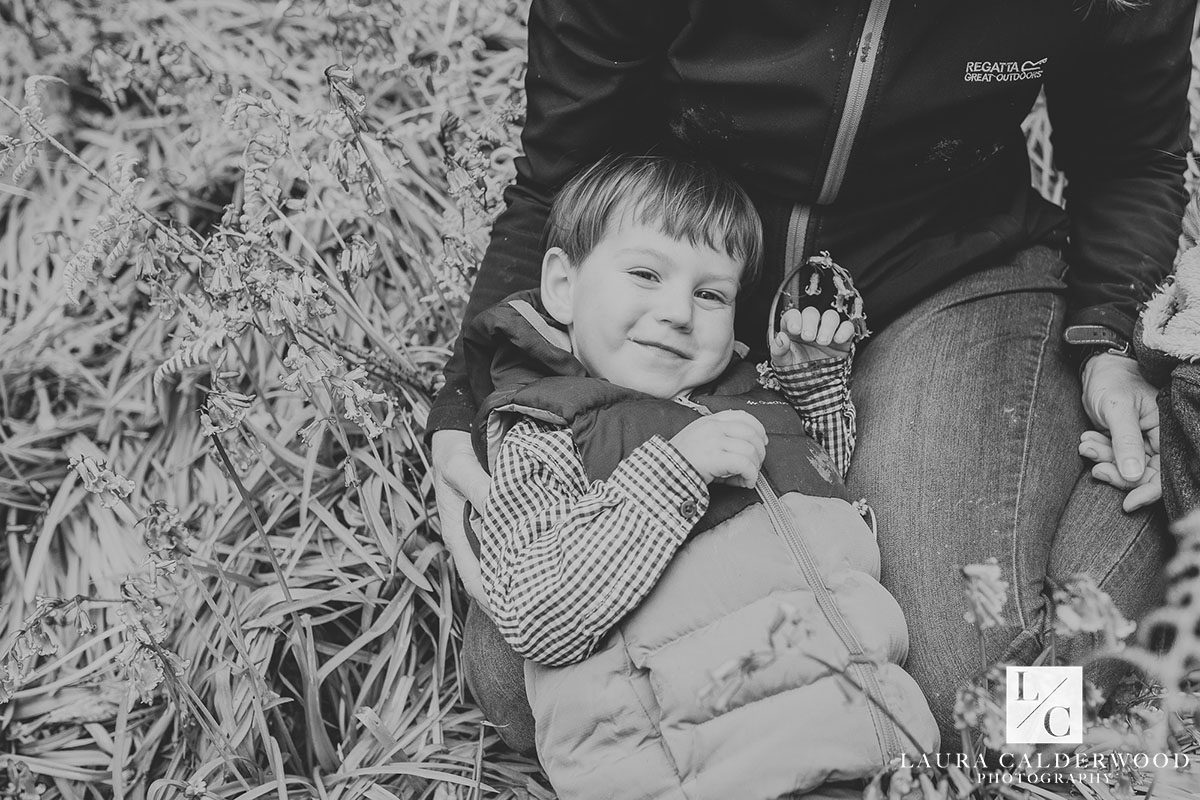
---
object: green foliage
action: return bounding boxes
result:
[0,1,541,797]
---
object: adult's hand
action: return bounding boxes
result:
[1080,353,1161,512]
[432,429,492,612]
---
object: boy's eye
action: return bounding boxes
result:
[628,268,658,281]
[695,289,731,305]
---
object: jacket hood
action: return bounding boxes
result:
[463,289,585,395]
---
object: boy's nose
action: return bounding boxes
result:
[655,290,694,329]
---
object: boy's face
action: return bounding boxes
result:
[543,217,742,399]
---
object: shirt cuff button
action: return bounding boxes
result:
[679,499,698,518]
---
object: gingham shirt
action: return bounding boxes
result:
[481,356,855,666]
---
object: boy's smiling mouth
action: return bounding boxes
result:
[631,338,691,359]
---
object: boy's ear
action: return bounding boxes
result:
[541,247,575,326]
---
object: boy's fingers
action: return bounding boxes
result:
[771,331,790,359]
[724,409,767,436]
[710,414,767,452]
[814,309,840,345]
[729,473,756,489]
[734,456,760,487]
[715,409,764,432]
[722,434,765,466]
[728,424,768,455]
[780,308,804,337]
[715,456,759,488]
[833,320,855,345]
[799,306,821,340]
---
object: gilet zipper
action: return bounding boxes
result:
[676,397,904,759]
[754,473,902,759]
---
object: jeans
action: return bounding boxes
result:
[846,244,1169,743]
[460,244,1171,754]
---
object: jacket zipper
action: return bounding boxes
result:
[782,0,892,307]
[818,0,894,204]
[676,397,905,759]
[783,204,812,308]
[784,203,812,271]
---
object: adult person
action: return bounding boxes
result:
[429,0,1196,747]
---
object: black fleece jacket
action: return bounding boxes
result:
[430,0,1196,434]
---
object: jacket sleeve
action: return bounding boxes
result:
[1043,0,1195,340]
[427,0,683,433]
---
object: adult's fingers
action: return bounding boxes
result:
[1147,425,1161,454]
[1141,394,1160,433]
[1090,453,1160,492]
[1098,395,1148,482]
[1080,429,1154,452]
[1118,455,1156,513]
[1123,470,1162,513]
[433,429,489,509]
[432,475,491,610]
[1091,461,1136,490]
[1079,437,1114,464]
[1079,431,1153,464]
[431,429,492,611]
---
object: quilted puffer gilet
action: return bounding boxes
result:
[469,293,939,800]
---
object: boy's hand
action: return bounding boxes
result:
[771,307,855,368]
[669,410,768,488]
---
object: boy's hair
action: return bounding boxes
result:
[546,155,763,288]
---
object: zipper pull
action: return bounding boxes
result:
[673,395,712,416]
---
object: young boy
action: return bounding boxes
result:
[464,156,937,800]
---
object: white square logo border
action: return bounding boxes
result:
[1005,666,1083,744]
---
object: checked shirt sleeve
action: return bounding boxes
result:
[772,356,856,479]
[481,417,708,666]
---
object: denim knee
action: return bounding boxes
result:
[462,601,537,754]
